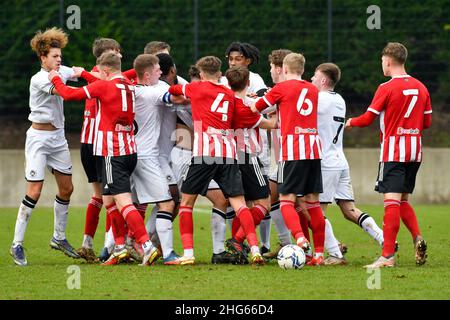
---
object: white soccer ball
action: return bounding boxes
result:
[277,244,306,270]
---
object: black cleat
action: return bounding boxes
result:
[225,238,248,264]
[211,251,238,264]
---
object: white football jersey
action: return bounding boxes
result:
[220,71,267,94]
[134,82,171,159]
[317,91,349,170]
[28,65,75,129]
[159,80,177,159]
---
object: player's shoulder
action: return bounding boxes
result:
[31,68,49,84]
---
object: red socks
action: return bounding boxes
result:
[236,206,258,247]
[121,204,149,245]
[235,205,267,243]
[179,206,194,250]
[280,200,305,240]
[400,200,421,241]
[296,205,311,242]
[382,199,401,257]
[106,203,126,245]
[84,197,102,237]
[305,201,325,254]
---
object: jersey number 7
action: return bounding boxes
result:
[403,89,419,118]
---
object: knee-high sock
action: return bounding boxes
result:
[83,197,103,246]
[400,200,421,241]
[146,206,160,247]
[324,218,343,258]
[179,206,194,256]
[211,208,226,254]
[357,212,384,245]
[156,211,174,259]
[295,205,311,242]
[54,196,70,241]
[280,200,304,241]
[226,206,235,232]
[271,201,291,246]
[306,201,325,255]
[13,196,36,246]
[382,199,401,258]
[121,204,149,245]
[106,203,126,246]
[259,214,272,249]
[235,205,266,243]
[236,206,258,248]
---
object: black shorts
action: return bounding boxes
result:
[101,154,137,196]
[80,143,103,183]
[375,162,421,194]
[239,154,269,201]
[181,157,244,198]
[278,160,323,196]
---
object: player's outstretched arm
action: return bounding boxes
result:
[258,114,278,129]
[346,111,377,128]
[49,70,88,101]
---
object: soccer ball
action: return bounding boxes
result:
[277,244,306,270]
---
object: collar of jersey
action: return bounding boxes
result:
[110,75,125,81]
[392,75,411,79]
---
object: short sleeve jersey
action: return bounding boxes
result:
[367,75,432,162]
[28,65,75,129]
[256,79,321,161]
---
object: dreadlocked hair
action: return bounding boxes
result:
[225,42,260,66]
[30,27,68,57]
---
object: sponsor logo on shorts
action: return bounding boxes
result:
[166,175,172,182]
[30,170,36,177]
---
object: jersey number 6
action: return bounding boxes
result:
[297,88,313,116]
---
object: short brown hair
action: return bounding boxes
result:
[269,49,293,67]
[196,56,222,77]
[188,65,201,81]
[225,66,249,92]
[92,38,121,58]
[133,54,159,79]
[283,53,306,75]
[382,42,408,65]
[96,52,121,72]
[316,63,341,87]
[30,27,68,57]
[144,41,171,54]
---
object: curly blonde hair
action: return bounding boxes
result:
[30,27,68,57]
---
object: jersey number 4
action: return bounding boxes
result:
[211,93,229,122]
[297,88,313,116]
[403,89,419,118]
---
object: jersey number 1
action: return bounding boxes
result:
[403,89,418,118]
[211,93,229,122]
[116,84,136,113]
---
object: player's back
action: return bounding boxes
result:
[375,75,431,162]
[317,91,348,170]
[232,96,262,155]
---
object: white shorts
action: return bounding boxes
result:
[131,157,172,204]
[159,155,177,186]
[25,127,72,181]
[170,146,220,190]
[268,163,278,183]
[320,168,355,204]
[258,129,271,176]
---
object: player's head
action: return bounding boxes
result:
[92,38,122,59]
[156,53,177,84]
[311,63,341,91]
[133,54,161,85]
[268,49,293,84]
[30,27,68,71]
[381,42,408,76]
[196,56,222,81]
[144,41,171,55]
[282,53,305,77]
[188,65,201,82]
[225,42,260,68]
[225,66,250,93]
[96,52,122,80]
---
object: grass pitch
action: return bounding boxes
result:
[0,204,449,300]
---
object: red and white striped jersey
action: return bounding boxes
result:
[80,66,99,144]
[367,75,432,162]
[84,76,137,157]
[169,81,237,159]
[255,79,321,161]
[231,96,263,155]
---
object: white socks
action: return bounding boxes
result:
[358,213,384,245]
[156,211,174,259]
[225,206,235,231]
[270,202,291,246]
[82,235,94,249]
[104,227,115,252]
[53,196,70,241]
[259,215,271,250]
[211,208,226,254]
[147,206,160,247]
[13,196,36,246]
[324,218,343,259]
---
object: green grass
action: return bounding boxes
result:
[0,204,449,300]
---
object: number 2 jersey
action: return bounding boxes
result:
[255,79,322,161]
[362,75,432,163]
[169,81,237,159]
